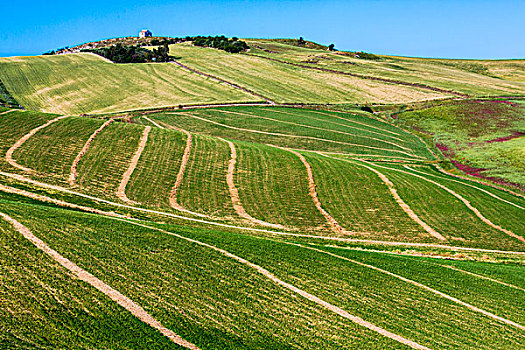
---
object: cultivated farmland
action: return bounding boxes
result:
[0,35,524,349]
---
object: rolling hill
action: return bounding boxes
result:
[0,37,524,349]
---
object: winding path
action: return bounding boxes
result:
[369,162,525,244]
[69,119,114,186]
[0,211,199,349]
[2,170,524,255]
[169,127,194,212]
[224,139,285,229]
[116,126,151,204]
[322,155,445,240]
[289,242,525,331]
[274,146,354,235]
[6,115,69,173]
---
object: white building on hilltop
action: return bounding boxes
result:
[139,29,152,38]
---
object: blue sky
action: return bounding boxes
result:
[1,0,524,59]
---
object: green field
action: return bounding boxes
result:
[1,36,525,349]
[0,53,258,115]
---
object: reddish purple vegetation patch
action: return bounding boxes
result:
[451,160,524,191]
[436,142,455,157]
[486,131,525,143]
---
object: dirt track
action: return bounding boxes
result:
[169,128,193,211]
[340,157,445,241]
[6,115,69,172]
[0,211,199,349]
[69,119,114,186]
[2,170,523,255]
[224,139,285,229]
[276,146,354,235]
[116,126,151,204]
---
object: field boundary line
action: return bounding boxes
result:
[440,265,525,292]
[434,164,525,199]
[69,119,114,186]
[2,171,525,255]
[289,242,525,331]
[408,166,524,210]
[0,212,200,349]
[244,53,468,97]
[6,115,69,173]
[224,139,285,229]
[320,154,444,240]
[308,110,402,136]
[171,61,276,104]
[0,110,15,115]
[367,162,525,244]
[272,146,355,235]
[116,126,151,204]
[269,108,406,140]
[172,112,423,158]
[107,217,431,350]
[208,108,413,151]
[143,116,164,129]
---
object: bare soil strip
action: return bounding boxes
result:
[69,119,114,186]
[291,242,525,331]
[273,146,355,235]
[143,116,164,129]
[114,218,431,350]
[0,212,200,349]
[3,170,524,255]
[171,61,276,104]
[324,156,445,240]
[245,53,469,97]
[269,108,406,141]
[209,109,412,151]
[440,265,525,292]
[0,110,15,115]
[6,115,69,173]
[174,112,423,158]
[224,139,285,229]
[408,166,524,210]
[169,128,193,212]
[370,162,525,244]
[116,126,151,204]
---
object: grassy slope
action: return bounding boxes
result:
[304,152,427,240]
[148,106,435,160]
[76,121,142,197]
[169,44,448,104]
[2,197,525,349]
[177,134,236,217]
[0,53,257,115]
[0,204,178,349]
[0,200,405,350]
[14,116,103,180]
[234,140,327,229]
[246,39,525,96]
[393,100,525,190]
[126,127,186,207]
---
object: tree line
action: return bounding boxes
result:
[82,43,172,63]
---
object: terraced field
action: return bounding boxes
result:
[1,38,525,349]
